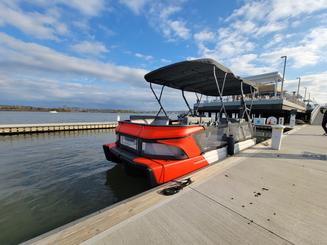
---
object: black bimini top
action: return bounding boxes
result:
[144,58,256,96]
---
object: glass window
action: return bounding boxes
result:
[142,142,186,159]
[120,135,137,150]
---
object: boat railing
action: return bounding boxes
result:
[197,92,305,107]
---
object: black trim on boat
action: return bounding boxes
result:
[103,145,157,187]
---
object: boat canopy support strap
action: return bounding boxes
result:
[194,92,203,115]
[150,82,168,117]
[240,81,254,121]
[195,93,202,104]
[213,66,229,121]
[182,90,193,115]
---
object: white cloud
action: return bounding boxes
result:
[119,0,190,41]
[119,0,149,15]
[165,20,190,40]
[148,1,191,41]
[0,32,197,109]
[226,0,327,39]
[194,30,215,43]
[58,0,105,16]
[160,58,171,63]
[194,26,255,61]
[0,0,106,40]
[0,2,68,40]
[228,0,327,23]
[263,34,284,49]
[71,41,108,56]
[255,22,286,36]
[194,0,327,76]
[229,54,273,75]
[261,27,327,68]
[135,53,153,61]
[28,0,106,16]
[0,32,147,86]
[284,72,327,103]
[268,0,327,21]
[0,73,158,109]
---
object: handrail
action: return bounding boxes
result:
[310,104,321,124]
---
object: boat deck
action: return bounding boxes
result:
[27,125,327,245]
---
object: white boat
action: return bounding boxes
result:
[49,110,58,114]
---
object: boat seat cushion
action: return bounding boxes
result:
[130,115,168,125]
[181,116,212,125]
[150,118,169,125]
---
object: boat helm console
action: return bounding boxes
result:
[103,58,257,186]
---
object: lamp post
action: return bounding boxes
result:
[280,55,287,99]
[304,87,307,101]
[296,77,301,98]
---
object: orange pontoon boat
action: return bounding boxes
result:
[103,59,257,186]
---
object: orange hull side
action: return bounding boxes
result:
[133,155,208,184]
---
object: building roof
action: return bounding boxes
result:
[243,72,283,84]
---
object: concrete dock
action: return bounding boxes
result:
[26,125,327,245]
[0,122,118,135]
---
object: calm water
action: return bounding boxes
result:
[0,112,149,244]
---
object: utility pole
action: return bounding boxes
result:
[296,77,301,98]
[280,55,287,99]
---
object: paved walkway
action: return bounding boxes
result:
[29,125,327,245]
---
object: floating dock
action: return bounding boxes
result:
[26,125,327,245]
[0,122,118,135]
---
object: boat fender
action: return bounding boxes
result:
[227,134,235,156]
[160,178,193,196]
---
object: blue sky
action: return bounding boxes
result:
[0,0,326,110]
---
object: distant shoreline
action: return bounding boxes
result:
[0,105,185,114]
[0,105,138,113]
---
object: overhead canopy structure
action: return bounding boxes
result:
[144,58,257,96]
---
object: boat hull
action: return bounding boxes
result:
[103,143,208,186]
[103,120,254,186]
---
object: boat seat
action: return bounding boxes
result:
[129,115,169,125]
[150,118,169,125]
[130,119,154,124]
[181,116,212,125]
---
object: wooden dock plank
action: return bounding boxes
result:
[0,122,118,135]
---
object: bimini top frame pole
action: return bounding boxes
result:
[240,81,255,121]
[182,90,193,116]
[149,82,168,118]
[213,66,229,121]
[144,58,257,120]
[194,92,203,116]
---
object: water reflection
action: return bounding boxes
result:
[105,164,150,201]
[0,129,148,245]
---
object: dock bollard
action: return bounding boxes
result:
[271,125,285,150]
[227,135,235,155]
